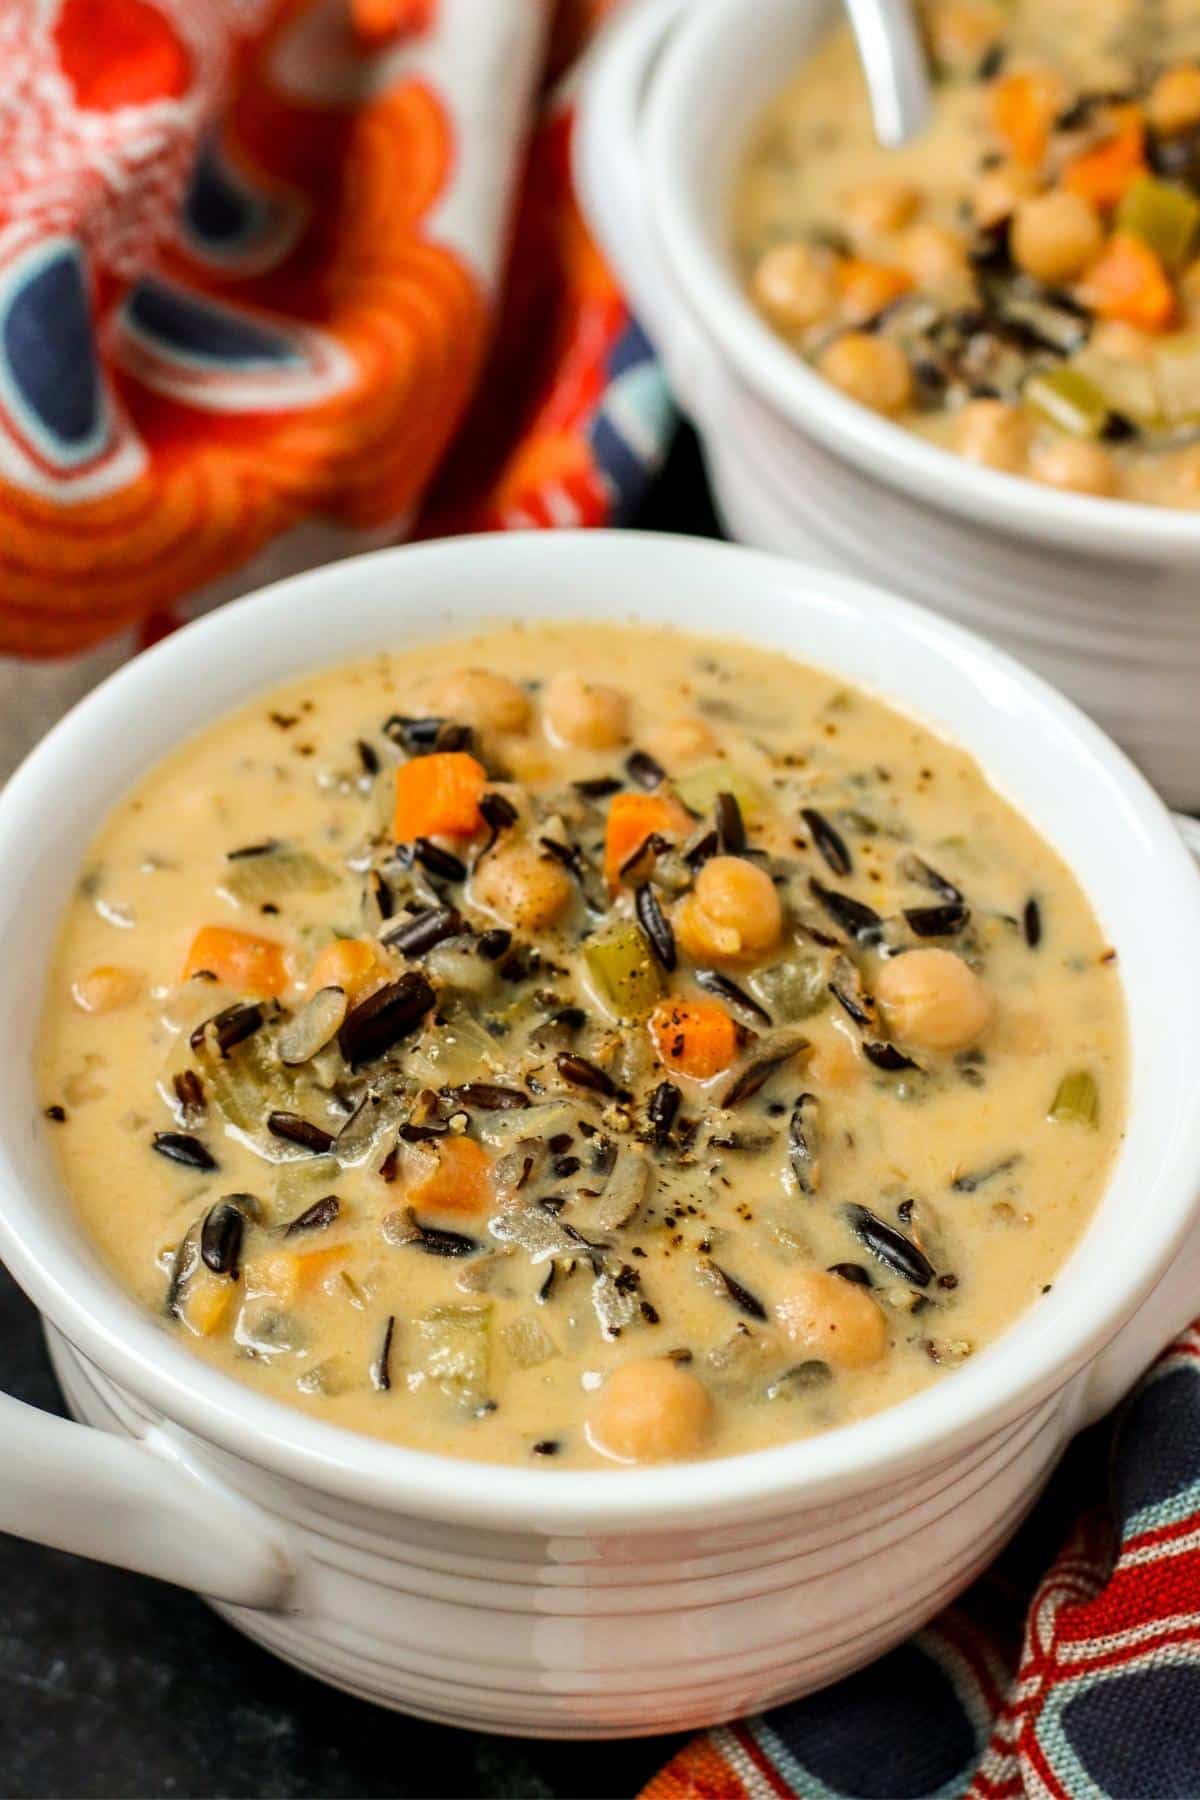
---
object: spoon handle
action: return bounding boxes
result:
[843,0,932,148]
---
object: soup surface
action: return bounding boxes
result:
[738,0,1200,506]
[39,624,1126,1467]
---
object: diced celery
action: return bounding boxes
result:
[1024,367,1109,439]
[1154,332,1200,425]
[584,920,664,1019]
[674,764,763,818]
[1117,175,1200,272]
[749,956,829,1021]
[501,1315,558,1369]
[223,847,340,903]
[1048,1069,1098,1126]
[414,1302,492,1408]
[1074,350,1161,426]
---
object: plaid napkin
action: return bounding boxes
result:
[644,1328,1200,1800]
[0,0,670,769]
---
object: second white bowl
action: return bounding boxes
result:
[576,0,1200,808]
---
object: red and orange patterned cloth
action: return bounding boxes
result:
[0,0,664,660]
[647,1329,1200,1800]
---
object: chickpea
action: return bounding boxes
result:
[898,222,971,289]
[1148,64,1200,137]
[1029,437,1117,497]
[645,715,716,768]
[1011,190,1103,284]
[586,1358,714,1464]
[841,177,920,238]
[973,161,1040,230]
[875,947,993,1052]
[774,1268,889,1371]
[471,841,574,931]
[674,855,782,963]
[422,668,530,736]
[543,670,629,751]
[72,965,141,1014]
[818,332,913,416]
[751,241,839,334]
[954,398,1029,474]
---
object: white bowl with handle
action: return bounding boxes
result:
[576,0,1200,809]
[0,530,1198,1737]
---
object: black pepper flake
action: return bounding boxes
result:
[532,1439,560,1456]
[356,738,380,777]
[43,1104,67,1123]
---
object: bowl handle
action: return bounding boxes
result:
[574,0,713,411]
[0,1387,292,1608]
[1078,811,1200,1428]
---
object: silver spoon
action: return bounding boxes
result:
[844,0,933,147]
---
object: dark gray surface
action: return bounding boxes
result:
[0,429,717,1800]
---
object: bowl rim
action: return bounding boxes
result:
[641,0,1200,562]
[3,529,1200,1534]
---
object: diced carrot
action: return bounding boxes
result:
[182,926,287,998]
[307,937,387,999]
[254,1244,351,1304]
[392,751,486,842]
[837,258,913,323]
[648,997,739,1081]
[180,1273,234,1337]
[604,792,692,890]
[1064,106,1146,208]
[1078,232,1176,331]
[406,1135,493,1217]
[991,69,1063,167]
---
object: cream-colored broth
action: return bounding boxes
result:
[39,624,1125,1467]
[738,2,1200,507]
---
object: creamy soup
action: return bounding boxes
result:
[38,624,1126,1468]
[738,0,1200,506]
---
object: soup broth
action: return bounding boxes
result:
[738,1,1200,507]
[39,623,1126,1467]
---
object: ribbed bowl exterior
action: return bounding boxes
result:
[48,1326,1073,1736]
[697,383,1200,812]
